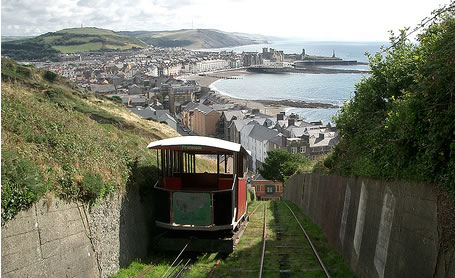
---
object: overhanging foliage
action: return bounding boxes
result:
[328,4,455,196]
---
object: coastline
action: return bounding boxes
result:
[184,69,339,117]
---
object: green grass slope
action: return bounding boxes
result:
[120,29,268,49]
[1,27,148,61]
[1,59,177,223]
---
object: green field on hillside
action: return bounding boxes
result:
[1,27,148,61]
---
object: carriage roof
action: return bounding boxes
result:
[147,136,249,155]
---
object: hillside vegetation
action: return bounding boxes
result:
[117,29,268,49]
[325,6,455,196]
[1,27,147,61]
[0,59,179,223]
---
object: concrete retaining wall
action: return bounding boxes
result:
[1,188,151,278]
[284,173,454,278]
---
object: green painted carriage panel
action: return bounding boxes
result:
[173,192,211,226]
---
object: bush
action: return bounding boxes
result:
[43,70,57,82]
[259,149,310,182]
[80,172,104,202]
[1,151,46,223]
[110,96,122,103]
[328,7,455,195]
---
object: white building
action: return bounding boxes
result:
[239,123,283,171]
[191,59,230,73]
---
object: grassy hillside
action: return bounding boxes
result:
[120,29,268,49]
[1,59,180,223]
[1,27,148,61]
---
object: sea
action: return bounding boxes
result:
[206,40,389,124]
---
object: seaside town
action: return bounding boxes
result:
[2,1,454,277]
[28,46,339,172]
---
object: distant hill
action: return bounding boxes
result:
[1,27,148,61]
[1,27,269,61]
[118,29,269,49]
[1,35,35,42]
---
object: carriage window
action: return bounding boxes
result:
[194,154,232,173]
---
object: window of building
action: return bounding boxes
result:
[266,186,274,193]
[300,146,306,153]
[291,147,297,154]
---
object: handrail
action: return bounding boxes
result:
[231,174,237,191]
[154,174,238,193]
[153,179,160,189]
[155,187,234,193]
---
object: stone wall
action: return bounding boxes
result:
[1,188,152,278]
[284,173,454,278]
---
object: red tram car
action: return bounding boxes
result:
[147,136,250,252]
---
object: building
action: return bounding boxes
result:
[167,82,200,115]
[240,123,283,171]
[286,124,338,160]
[242,52,263,66]
[191,59,230,73]
[218,110,246,140]
[262,48,284,62]
[191,104,221,137]
[90,84,116,94]
[129,106,177,131]
[252,175,283,200]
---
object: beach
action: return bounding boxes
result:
[183,69,339,117]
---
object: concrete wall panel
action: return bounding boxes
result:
[284,173,452,278]
[1,189,151,278]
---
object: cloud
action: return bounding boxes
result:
[1,0,451,40]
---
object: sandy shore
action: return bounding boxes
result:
[183,69,338,117]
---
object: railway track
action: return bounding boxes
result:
[130,201,332,277]
[258,201,330,277]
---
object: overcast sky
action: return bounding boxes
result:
[1,0,451,41]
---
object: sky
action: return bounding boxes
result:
[1,0,452,41]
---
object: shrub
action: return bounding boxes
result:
[259,149,310,182]
[110,96,122,103]
[1,151,46,223]
[328,6,455,195]
[43,70,57,82]
[79,172,104,202]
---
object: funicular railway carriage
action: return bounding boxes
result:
[147,136,250,251]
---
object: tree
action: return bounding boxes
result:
[259,149,309,182]
[328,3,455,195]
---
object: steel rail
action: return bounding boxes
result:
[161,242,190,278]
[249,202,264,218]
[166,259,183,278]
[283,201,330,278]
[208,202,265,278]
[174,258,191,278]
[135,264,154,278]
[258,203,267,278]
[207,258,222,278]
